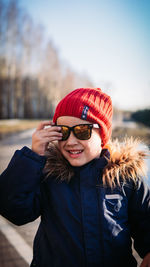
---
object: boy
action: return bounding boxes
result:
[0,88,150,267]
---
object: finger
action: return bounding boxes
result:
[45,126,62,132]
[40,135,62,144]
[39,127,62,137]
[39,133,62,141]
[36,121,54,131]
[43,131,63,139]
[37,127,63,137]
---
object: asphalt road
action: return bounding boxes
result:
[0,129,142,266]
[0,129,39,266]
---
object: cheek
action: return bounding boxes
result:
[57,141,68,156]
[87,134,102,155]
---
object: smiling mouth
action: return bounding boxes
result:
[68,150,83,154]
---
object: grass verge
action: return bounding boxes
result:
[112,126,150,147]
[0,119,43,139]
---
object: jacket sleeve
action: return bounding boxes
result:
[128,178,150,258]
[0,146,46,225]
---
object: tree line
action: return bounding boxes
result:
[131,109,150,127]
[0,0,93,119]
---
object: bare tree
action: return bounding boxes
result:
[0,0,93,119]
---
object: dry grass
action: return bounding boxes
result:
[0,119,43,139]
[112,126,150,147]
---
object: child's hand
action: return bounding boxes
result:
[140,253,150,267]
[32,121,62,156]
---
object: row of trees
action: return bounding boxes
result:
[131,109,150,127]
[0,0,93,119]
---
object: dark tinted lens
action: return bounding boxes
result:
[61,126,70,140]
[74,125,91,140]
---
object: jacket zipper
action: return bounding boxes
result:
[79,173,87,267]
[96,173,105,266]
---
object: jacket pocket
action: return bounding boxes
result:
[103,193,129,239]
[104,194,126,216]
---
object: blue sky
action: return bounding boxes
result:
[20,0,150,110]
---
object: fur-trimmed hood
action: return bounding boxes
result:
[44,138,149,187]
[102,138,148,187]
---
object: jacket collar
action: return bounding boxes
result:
[71,149,110,175]
[44,138,148,187]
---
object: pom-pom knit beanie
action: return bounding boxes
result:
[53,88,113,146]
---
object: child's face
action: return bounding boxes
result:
[57,116,102,167]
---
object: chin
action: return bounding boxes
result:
[67,158,91,167]
[70,162,84,167]
[67,159,82,166]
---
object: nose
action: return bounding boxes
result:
[66,131,78,145]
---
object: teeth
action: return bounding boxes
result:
[69,151,82,154]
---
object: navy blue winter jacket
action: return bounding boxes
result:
[0,143,150,267]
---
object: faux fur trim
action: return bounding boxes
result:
[103,138,149,187]
[44,138,149,187]
[44,143,74,183]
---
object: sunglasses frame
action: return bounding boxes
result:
[56,123,100,141]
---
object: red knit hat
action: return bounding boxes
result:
[53,88,113,146]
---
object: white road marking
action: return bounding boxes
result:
[0,216,32,264]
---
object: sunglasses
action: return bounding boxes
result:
[56,124,99,141]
